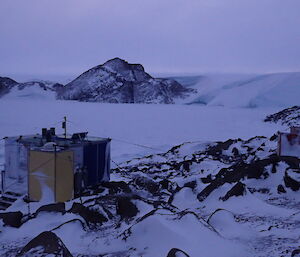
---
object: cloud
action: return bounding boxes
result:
[0,0,300,78]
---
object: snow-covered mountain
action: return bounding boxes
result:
[0,77,18,97]
[57,58,196,104]
[2,64,300,107]
[0,79,62,100]
[175,72,300,108]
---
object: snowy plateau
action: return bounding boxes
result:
[0,60,300,257]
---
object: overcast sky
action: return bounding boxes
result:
[1,0,300,80]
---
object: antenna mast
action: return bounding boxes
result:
[62,116,67,139]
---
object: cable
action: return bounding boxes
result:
[63,118,165,152]
[111,138,164,152]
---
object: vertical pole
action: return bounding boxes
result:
[54,145,57,202]
[64,116,67,139]
[1,170,5,194]
[278,132,281,156]
[27,148,30,201]
[96,144,99,183]
[27,202,30,215]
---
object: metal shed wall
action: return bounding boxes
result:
[83,141,110,186]
[5,138,28,180]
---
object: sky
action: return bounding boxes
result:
[1,0,300,81]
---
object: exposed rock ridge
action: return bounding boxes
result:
[58,57,196,104]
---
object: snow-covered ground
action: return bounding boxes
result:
[0,98,284,165]
[0,88,299,256]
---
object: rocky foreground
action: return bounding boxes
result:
[265,106,300,127]
[0,134,299,257]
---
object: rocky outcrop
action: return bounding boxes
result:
[58,58,196,104]
[0,211,23,228]
[264,106,300,126]
[166,248,190,257]
[17,231,73,257]
[284,171,300,191]
[0,77,18,96]
[36,202,66,215]
[68,202,108,228]
[220,182,246,201]
[116,197,139,219]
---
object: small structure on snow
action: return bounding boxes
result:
[2,128,111,203]
[277,126,300,157]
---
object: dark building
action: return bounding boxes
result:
[3,128,111,202]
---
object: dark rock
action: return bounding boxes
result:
[206,139,236,157]
[292,249,300,257]
[116,197,138,219]
[36,203,66,215]
[201,174,213,184]
[277,184,286,194]
[220,182,246,201]
[264,106,300,127]
[101,181,132,194]
[271,163,277,173]
[182,160,191,172]
[17,231,73,257]
[0,211,23,228]
[232,147,239,156]
[257,188,270,194]
[69,203,107,227]
[159,179,171,190]
[166,248,190,257]
[270,133,278,141]
[198,155,300,201]
[0,76,18,97]
[134,176,160,194]
[284,171,300,191]
[183,180,197,190]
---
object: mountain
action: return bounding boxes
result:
[180,72,300,108]
[0,77,18,97]
[58,58,196,104]
[0,79,63,100]
[2,68,300,107]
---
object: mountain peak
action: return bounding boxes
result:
[103,58,145,72]
[59,58,195,104]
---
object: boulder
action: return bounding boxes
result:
[134,176,160,194]
[277,184,286,194]
[292,248,300,257]
[284,171,300,191]
[101,181,132,194]
[166,248,190,257]
[69,203,107,227]
[0,211,23,228]
[116,197,138,219]
[220,182,246,201]
[183,180,197,190]
[17,231,73,257]
[36,203,66,215]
